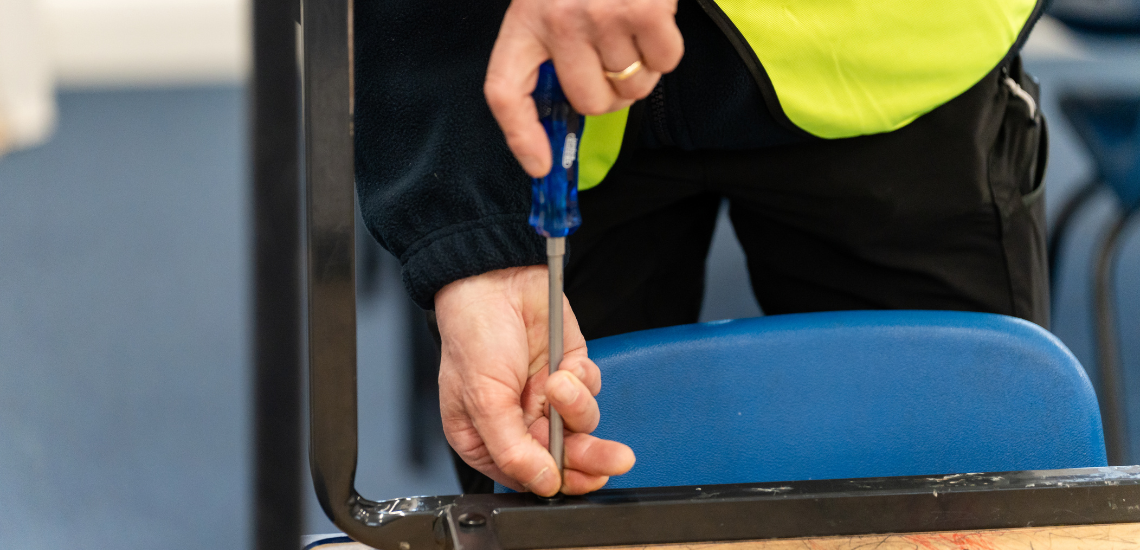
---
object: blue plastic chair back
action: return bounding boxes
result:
[585,310,1106,489]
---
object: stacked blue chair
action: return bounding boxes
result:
[314,307,1107,543]
[1050,94,1140,464]
[1042,0,1140,469]
[586,310,1105,488]
[315,310,1106,545]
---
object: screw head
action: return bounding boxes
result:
[398,542,410,550]
[457,512,486,528]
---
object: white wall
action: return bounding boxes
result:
[42,0,249,88]
[34,0,1081,90]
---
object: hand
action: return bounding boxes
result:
[485,0,684,177]
[436,266,635,496]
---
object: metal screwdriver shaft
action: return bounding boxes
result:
[547,236,566,477]
[530,61,583,490]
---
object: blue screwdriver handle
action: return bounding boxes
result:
[529,61,584,238]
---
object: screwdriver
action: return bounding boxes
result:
[529,60,584,490]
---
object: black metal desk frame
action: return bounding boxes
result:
[291,1,1140,549]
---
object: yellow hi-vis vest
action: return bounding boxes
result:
[577,0,1041,191]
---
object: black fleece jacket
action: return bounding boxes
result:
[354,0,803,309]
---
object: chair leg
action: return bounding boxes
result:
[1048,180,1100,286]
[1095,212,1130,465]
[408,304,443,468]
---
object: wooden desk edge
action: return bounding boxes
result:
[313,522,1140,550]
[559,522,1140,550]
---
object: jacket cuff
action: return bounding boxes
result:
[400,213,547,309]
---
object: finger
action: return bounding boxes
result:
[547,370,600,433]
[560,355,601,396]
[546,39,620,116]
[485,17,553,177]
[560,299,600,395]
[523,426,632,494]
[443,418,534,493]
[522,418,608,494]
[561,469,610,495]
[608,65,661,102]
[468,460,530,494]
[565,432,636,477]
[468,382,562,496]
[631,16,684,74]
[594,34,658,100]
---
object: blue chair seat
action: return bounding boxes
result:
[587,310,1106,489]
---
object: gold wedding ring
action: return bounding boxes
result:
[604,60,643,82]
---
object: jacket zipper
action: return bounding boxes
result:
[691,0,812,139]
[648,79,675,147]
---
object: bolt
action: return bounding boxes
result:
[457,513,486,528]
[399,543,410,550]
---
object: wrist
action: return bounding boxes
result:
[435,265,548,315]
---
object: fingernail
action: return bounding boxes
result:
[550,375,576,404]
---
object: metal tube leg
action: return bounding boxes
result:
[252,0,300,546]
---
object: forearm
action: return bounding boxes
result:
[354,0,545,308]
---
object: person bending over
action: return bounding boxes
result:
[353,0,1049,496]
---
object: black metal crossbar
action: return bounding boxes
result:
[321,468,1140,550]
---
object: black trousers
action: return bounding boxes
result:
[568,59,1049,340]
[450,58,1049,493]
